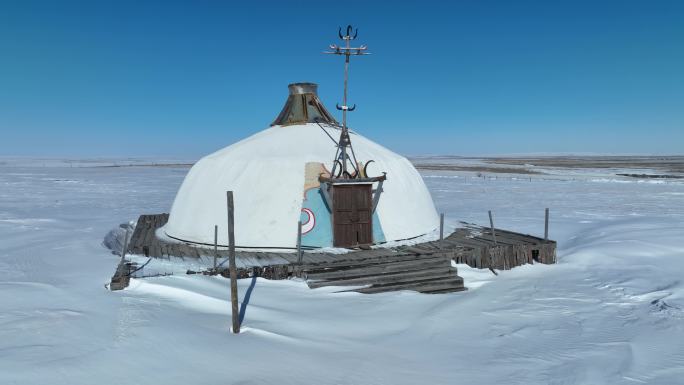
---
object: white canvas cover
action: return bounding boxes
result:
[162,123,439,248]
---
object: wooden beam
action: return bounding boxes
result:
[213,225,218,270]
[308,267,457,289]
[488,210,498,246]
[226,191,240,334]
[296,220,303,264]
[439,213,444,246]
[305,257,450,280]
[353,276,465,294]
[544,208,549,241]
[120,228,131,263]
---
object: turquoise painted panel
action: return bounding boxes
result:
[300,186,386,248]
[300,188,332,247]
[372,211,386,243]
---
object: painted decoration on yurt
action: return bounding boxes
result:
[300,162,385,248]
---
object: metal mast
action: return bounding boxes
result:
[324,25,370,179]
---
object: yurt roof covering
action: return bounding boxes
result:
[162,83,439,249]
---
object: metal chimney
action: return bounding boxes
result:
[271,83,338,126]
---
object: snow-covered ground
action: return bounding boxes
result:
[1,158,683,385]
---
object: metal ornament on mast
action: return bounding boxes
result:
[324,25,370,180]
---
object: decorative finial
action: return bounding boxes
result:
[324,25,370,179]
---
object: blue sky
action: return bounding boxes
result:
[0,0,682,157]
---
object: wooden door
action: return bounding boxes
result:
[332,184,373,247]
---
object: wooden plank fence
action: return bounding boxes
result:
[118,213,556,293]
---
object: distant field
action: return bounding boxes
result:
[411,155,684,178]
[413,163,540,174]
[5,156,682,178]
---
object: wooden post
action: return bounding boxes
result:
[544,208,549,241]
[296,220,303,264]
[213,225,218,270]
[120,228,130,264]
[488,210,497,246]
[226,191,240,334]
[439,213,444,246]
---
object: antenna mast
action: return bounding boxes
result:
[324,25,370,179]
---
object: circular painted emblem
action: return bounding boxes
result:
[301,208,315,234]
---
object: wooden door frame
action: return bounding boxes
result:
[330,183,373,248]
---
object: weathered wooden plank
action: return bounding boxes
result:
[140,223,156,254]
[414,242,441,250]
[128,216,152,253]
[309,267,457,289]
[473,232,523,246]
[149,243,162,258]
[489,228,545,244]
[186,244,200,258]
[270,252,297,264]
[302,253,339,264]
[449,224,544,246]
[119,212,555,295]
[426,285,469,294]
[403,246,436,254]
[353,276,465,294]
[300,253,436,272]
[305,257,451,280]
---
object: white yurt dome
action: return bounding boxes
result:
[162,83,438,249]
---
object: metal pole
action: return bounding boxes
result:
[341,32,350,177]
[544,208,549,241]
[343,35,349,131]
[213,225,218,270]
[488,210,497,246]
[324,26,368,179]
[296,220,303,264]
[226,191,240,334]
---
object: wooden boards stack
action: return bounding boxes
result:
[121,213,557,294]
[300,251,465,294]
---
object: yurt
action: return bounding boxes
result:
[161,82,439,249]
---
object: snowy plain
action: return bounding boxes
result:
[1,158,683,385]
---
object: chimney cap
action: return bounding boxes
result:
[288,82,319,95]
[272,83,338,126]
